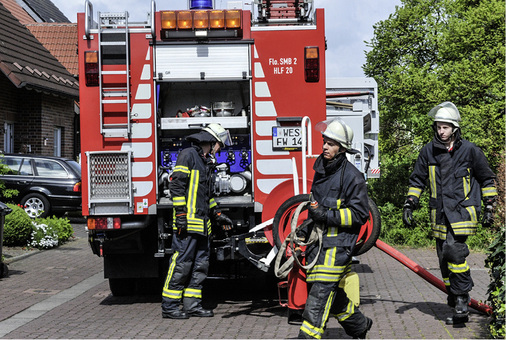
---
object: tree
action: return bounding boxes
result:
[363,1,505,336]
[363,0,505,205]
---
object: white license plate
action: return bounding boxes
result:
[272,126,302,151]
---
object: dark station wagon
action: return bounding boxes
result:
[0,154,82,218]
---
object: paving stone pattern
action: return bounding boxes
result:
[0,223,492,339]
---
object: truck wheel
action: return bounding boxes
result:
[272,194,381,258]
[109,278,135,296]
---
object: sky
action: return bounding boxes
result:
[51,0,402,78]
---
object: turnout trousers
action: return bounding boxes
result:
[299,246,369,339]
[436,226,473,302]
[162,233,210,312]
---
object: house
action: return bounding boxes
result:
[0,1,79,159]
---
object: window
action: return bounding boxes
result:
[4,123,14,153]
[34,159,68,178]
[54,127,62,157]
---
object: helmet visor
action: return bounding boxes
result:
[217,129,232,146]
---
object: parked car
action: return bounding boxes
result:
[0,154,81,218]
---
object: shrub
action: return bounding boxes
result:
[2,204,33,246]
[30,221,59,249]
[35,216,74,244]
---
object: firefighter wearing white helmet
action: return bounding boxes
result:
[298,119,372,339]
[162,122,232,320]
[403,101,497,325]
[428,101,461,145]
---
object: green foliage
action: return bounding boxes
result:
[36,216,74,244]
[2,204,33,246]
[0,156,18,199]
[485,224,505,338]
[364,1,505,336]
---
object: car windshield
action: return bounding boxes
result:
[67,160,82,176]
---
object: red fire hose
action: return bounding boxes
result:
[375,239,493,315]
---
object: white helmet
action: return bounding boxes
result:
[428,101,461,127]
[315,118,355,152]
[202,123,232,147]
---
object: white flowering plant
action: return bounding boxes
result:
[30,221,59,249]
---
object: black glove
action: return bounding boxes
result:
[174,207,187,234]
[481,198,495,228]
[214,211,233,231]
[402,198,416,228]
[308,201,327,223]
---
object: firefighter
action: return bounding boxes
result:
[298,119,373,339]
[402,102,497,325]
[162,123,233,319]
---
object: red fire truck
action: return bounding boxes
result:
[77,0,381,302]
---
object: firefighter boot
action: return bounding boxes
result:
[186,305,214,317]
[353,317,373,339]
[162,299,189,319]
[446,295,469,325]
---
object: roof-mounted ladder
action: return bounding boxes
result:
[98,11,131,138]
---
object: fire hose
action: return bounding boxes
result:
[375,239,493,315]
[272,200,493,315]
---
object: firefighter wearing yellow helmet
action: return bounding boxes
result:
[403,102,497,325]
[162,123,232,319]
[298,118,373,339]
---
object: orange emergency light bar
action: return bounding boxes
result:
[160,9,243,39]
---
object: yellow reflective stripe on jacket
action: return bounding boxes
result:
[482,186,498,197]
[451,220,477,235]
[336,199,342,209]
[429,165,437,198]
[466,206,477,223]
[173,165,190,174]
[448,261,470,273]
[443,277,450,287]
[340,208,352,227]
[324,247,336,266]
[209,197,217,209]
[307,264,350,283]
[463,168,471,200]
[407,186,422,198]
[172,196,186,207]
[184,288,202,299]
[336,300,355,322]
[187,169,199,220]
[327,225,338,237]
[300,320,324,339]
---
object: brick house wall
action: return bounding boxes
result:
[0,72,76,159]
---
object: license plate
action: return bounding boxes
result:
[272,126,302,151]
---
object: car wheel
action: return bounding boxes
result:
[21,193,50,218]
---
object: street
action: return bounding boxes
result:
[0,221,492,339]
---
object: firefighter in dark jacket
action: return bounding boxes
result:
[298,119,373,339]
[403,102,497,325]
[162,123,233,319]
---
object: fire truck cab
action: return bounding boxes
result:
[77,0,380,296]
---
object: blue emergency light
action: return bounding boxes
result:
[190,0,213,9]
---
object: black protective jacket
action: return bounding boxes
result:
[407,135,497,239]
[310,153,370,249]
[170,142,217,236]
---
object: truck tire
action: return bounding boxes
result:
[272,194,381,257]
[109,278,135,296]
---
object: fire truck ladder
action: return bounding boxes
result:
[98,11,131,138]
